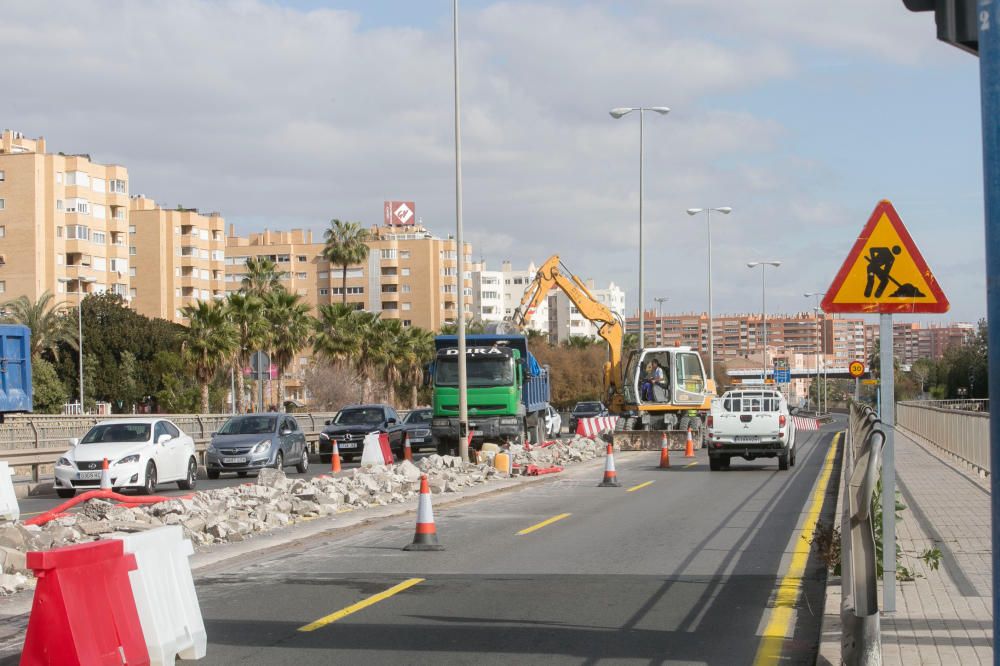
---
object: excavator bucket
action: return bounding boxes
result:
[613,429,692,451]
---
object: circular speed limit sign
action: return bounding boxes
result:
[849,360,865,378]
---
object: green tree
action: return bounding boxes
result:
[376,319,406,407]
[1,291,78,360]
[265,290,312,407]
[182,300,238,413]
[241,257,286,298]
[225,293,269,412]
[151,351,200,413]
[438,319,485,335]
[401,326,435,408]
[313,304,383,402]
[30,356,68,413]
[321,219,370,305]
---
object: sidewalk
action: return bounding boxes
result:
[819,426,993,664]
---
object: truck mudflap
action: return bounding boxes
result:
[613,430,701,451]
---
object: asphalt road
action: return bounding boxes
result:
[190,419,843,665]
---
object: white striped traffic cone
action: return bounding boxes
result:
[599,443,621,487]
[100,457,112,490]
[403,433,413,462]
[659,432,671,469]
[403,474,444,551]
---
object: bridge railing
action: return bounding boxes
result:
[896,401,990,474]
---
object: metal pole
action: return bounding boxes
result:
[230,367,236,414]
[77,295,84,412]
[761,267,767,383]
[820,309,825,415]
[880,312,896,611]
[638,108,645,350]
[707,208,714,382]
[453,0,470,462]
[977,0,1000,646]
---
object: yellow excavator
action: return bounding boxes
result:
[511,255,716,450]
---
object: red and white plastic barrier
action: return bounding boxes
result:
[575,416,619,437]
[361,431,394,466]
[792,416,819,431]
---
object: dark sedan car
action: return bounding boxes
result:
[206,413,309,478]
[319,404,405,463]
[400,408,434,452]
[567,401,608,434]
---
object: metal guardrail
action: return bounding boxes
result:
[841,402,884,665]
[0,412,375,483]
[896,401,990,473]
[905,398,989,413]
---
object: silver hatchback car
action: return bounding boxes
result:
[206,413,309,478]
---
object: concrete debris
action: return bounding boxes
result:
[0,435,607,597]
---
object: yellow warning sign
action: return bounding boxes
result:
[822,200,949,314]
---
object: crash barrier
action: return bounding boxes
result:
[575,416,618,438]
[360,432,394,467]
[121,526,207,665]
[0,462,18,521]
[25,489,185,527]
[22,539,150,665]
[792,416,820,431]
[896,400,990,474]
[841,402,884,665]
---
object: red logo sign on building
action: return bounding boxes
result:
[384,201,416,227]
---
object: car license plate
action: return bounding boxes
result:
[735,435,759,443]
[409,437,424,443]
[472,430,483,436]
[338,442,357,449]
[223,457,247,464]
[78,471,101,481]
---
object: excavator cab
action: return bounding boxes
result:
[622,347,711,408]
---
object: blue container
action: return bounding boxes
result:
[0,325,33,415]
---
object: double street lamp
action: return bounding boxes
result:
[746,262,781,383]
[59,278,93,413]
[609,106,670,349]
[804,292,826,415]
[654,297,669,344]
[687,206,732,382]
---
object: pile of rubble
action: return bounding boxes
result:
[0,437,608,597]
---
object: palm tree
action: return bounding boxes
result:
[265,291,312,407]
[1,291,78,360]
[321,219,370,304]
[225,293,269,412]
[313,304,382,402]
[375,319,406,406]
[401,326,435,408]
[181,300,238,413]
[241,257,286,298]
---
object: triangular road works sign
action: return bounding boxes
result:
[822,200,949,314]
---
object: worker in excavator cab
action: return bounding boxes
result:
[645,359,668,403]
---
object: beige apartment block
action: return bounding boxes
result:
[0,129,130,305]
[225,223,473,331]
[129,196,226,323]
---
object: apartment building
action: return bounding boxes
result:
[863,321,977,365]
[0,130,130,305]
[129,196,226,322]
[225,222,473,331]
[547,281,626,344]
[471,265,504,324]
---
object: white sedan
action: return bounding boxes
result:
[54,418,198,498]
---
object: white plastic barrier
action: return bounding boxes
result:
[575,416,619,438]
[360,431,393,467]
[120,525,207,665]
[0,462,19,522]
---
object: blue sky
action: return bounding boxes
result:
[0,0,986,322]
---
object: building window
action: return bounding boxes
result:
[0,281,5,294]
[318,271,329,279]
[129,288,136,299]
[113,207,125,220]
[403,319,412,327]
[65,198,89,214]
[277,254,290,262]
[0,170,5,181]
[402,285,411,293]
[65,171,90,187]
[297,255,307,262]
[401,268,410,276]
[129,246,136,256]
[66,225,89,240]
[128,225,136,234]
[129,267,136,277]
[0,225,6,238]
[402,303,411,311]
[380,249,397,260]
[319,288,329,296]
[0,199,5,211]
[109,179,127,194]
[296,272,307,279]
[56,199,64,211]
[399,251,410,259]
[92,231,106,245]
[331,287,364,295]
[91,177,105,193]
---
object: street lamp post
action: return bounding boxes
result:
[453,0,470,462]
[746,262,781,383]
[60,278,90,412]
[610,106,670,350]
[804,292,826,415]
[687,206,732,383]
[654,297,669,344]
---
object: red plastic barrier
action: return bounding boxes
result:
[523,465,564,476]
[25,490,182,527]
[21,539,150,665]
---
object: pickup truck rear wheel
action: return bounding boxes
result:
[709,457,722,471]
[778,453,789,470]
[790,446,796,467]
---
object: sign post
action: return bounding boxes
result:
[849,360,865,401]
[250,351,270,414]
[822,199,949,613]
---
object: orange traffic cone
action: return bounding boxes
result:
[100,457,112,490]
[403,474,444,551]
[599,443,621,487]
[403,433,413,462]
[659,433,671,469]
[684,428,695,458]
[330,440,342,473]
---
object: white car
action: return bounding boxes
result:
[54,418,198,498]
[544,405,562,438]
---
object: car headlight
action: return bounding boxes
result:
[115,454,141,466]
[319,432,329,440]
[251,440,272,455]
[207,443,217,453]
[56,457,74,468]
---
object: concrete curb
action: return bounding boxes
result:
[816,433,845,665]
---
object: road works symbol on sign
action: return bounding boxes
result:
[821,200,949,314]
[849,361,865,378]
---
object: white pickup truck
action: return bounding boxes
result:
[707,389,796,471]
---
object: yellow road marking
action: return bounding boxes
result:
[298,578,424,632]
[752,432,840,666]
[626,481,654,493]
[517,512,572,535]
[684,461,698,468]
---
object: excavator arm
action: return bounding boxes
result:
[511,255,624,409]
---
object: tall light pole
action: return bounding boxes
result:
[453,0,470,462]
[609,106,670,350]
[746,262,781,383]
[60,278,91,413]
[654,296,669,344]
[804,292,826,415]
[687,206,732,382]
